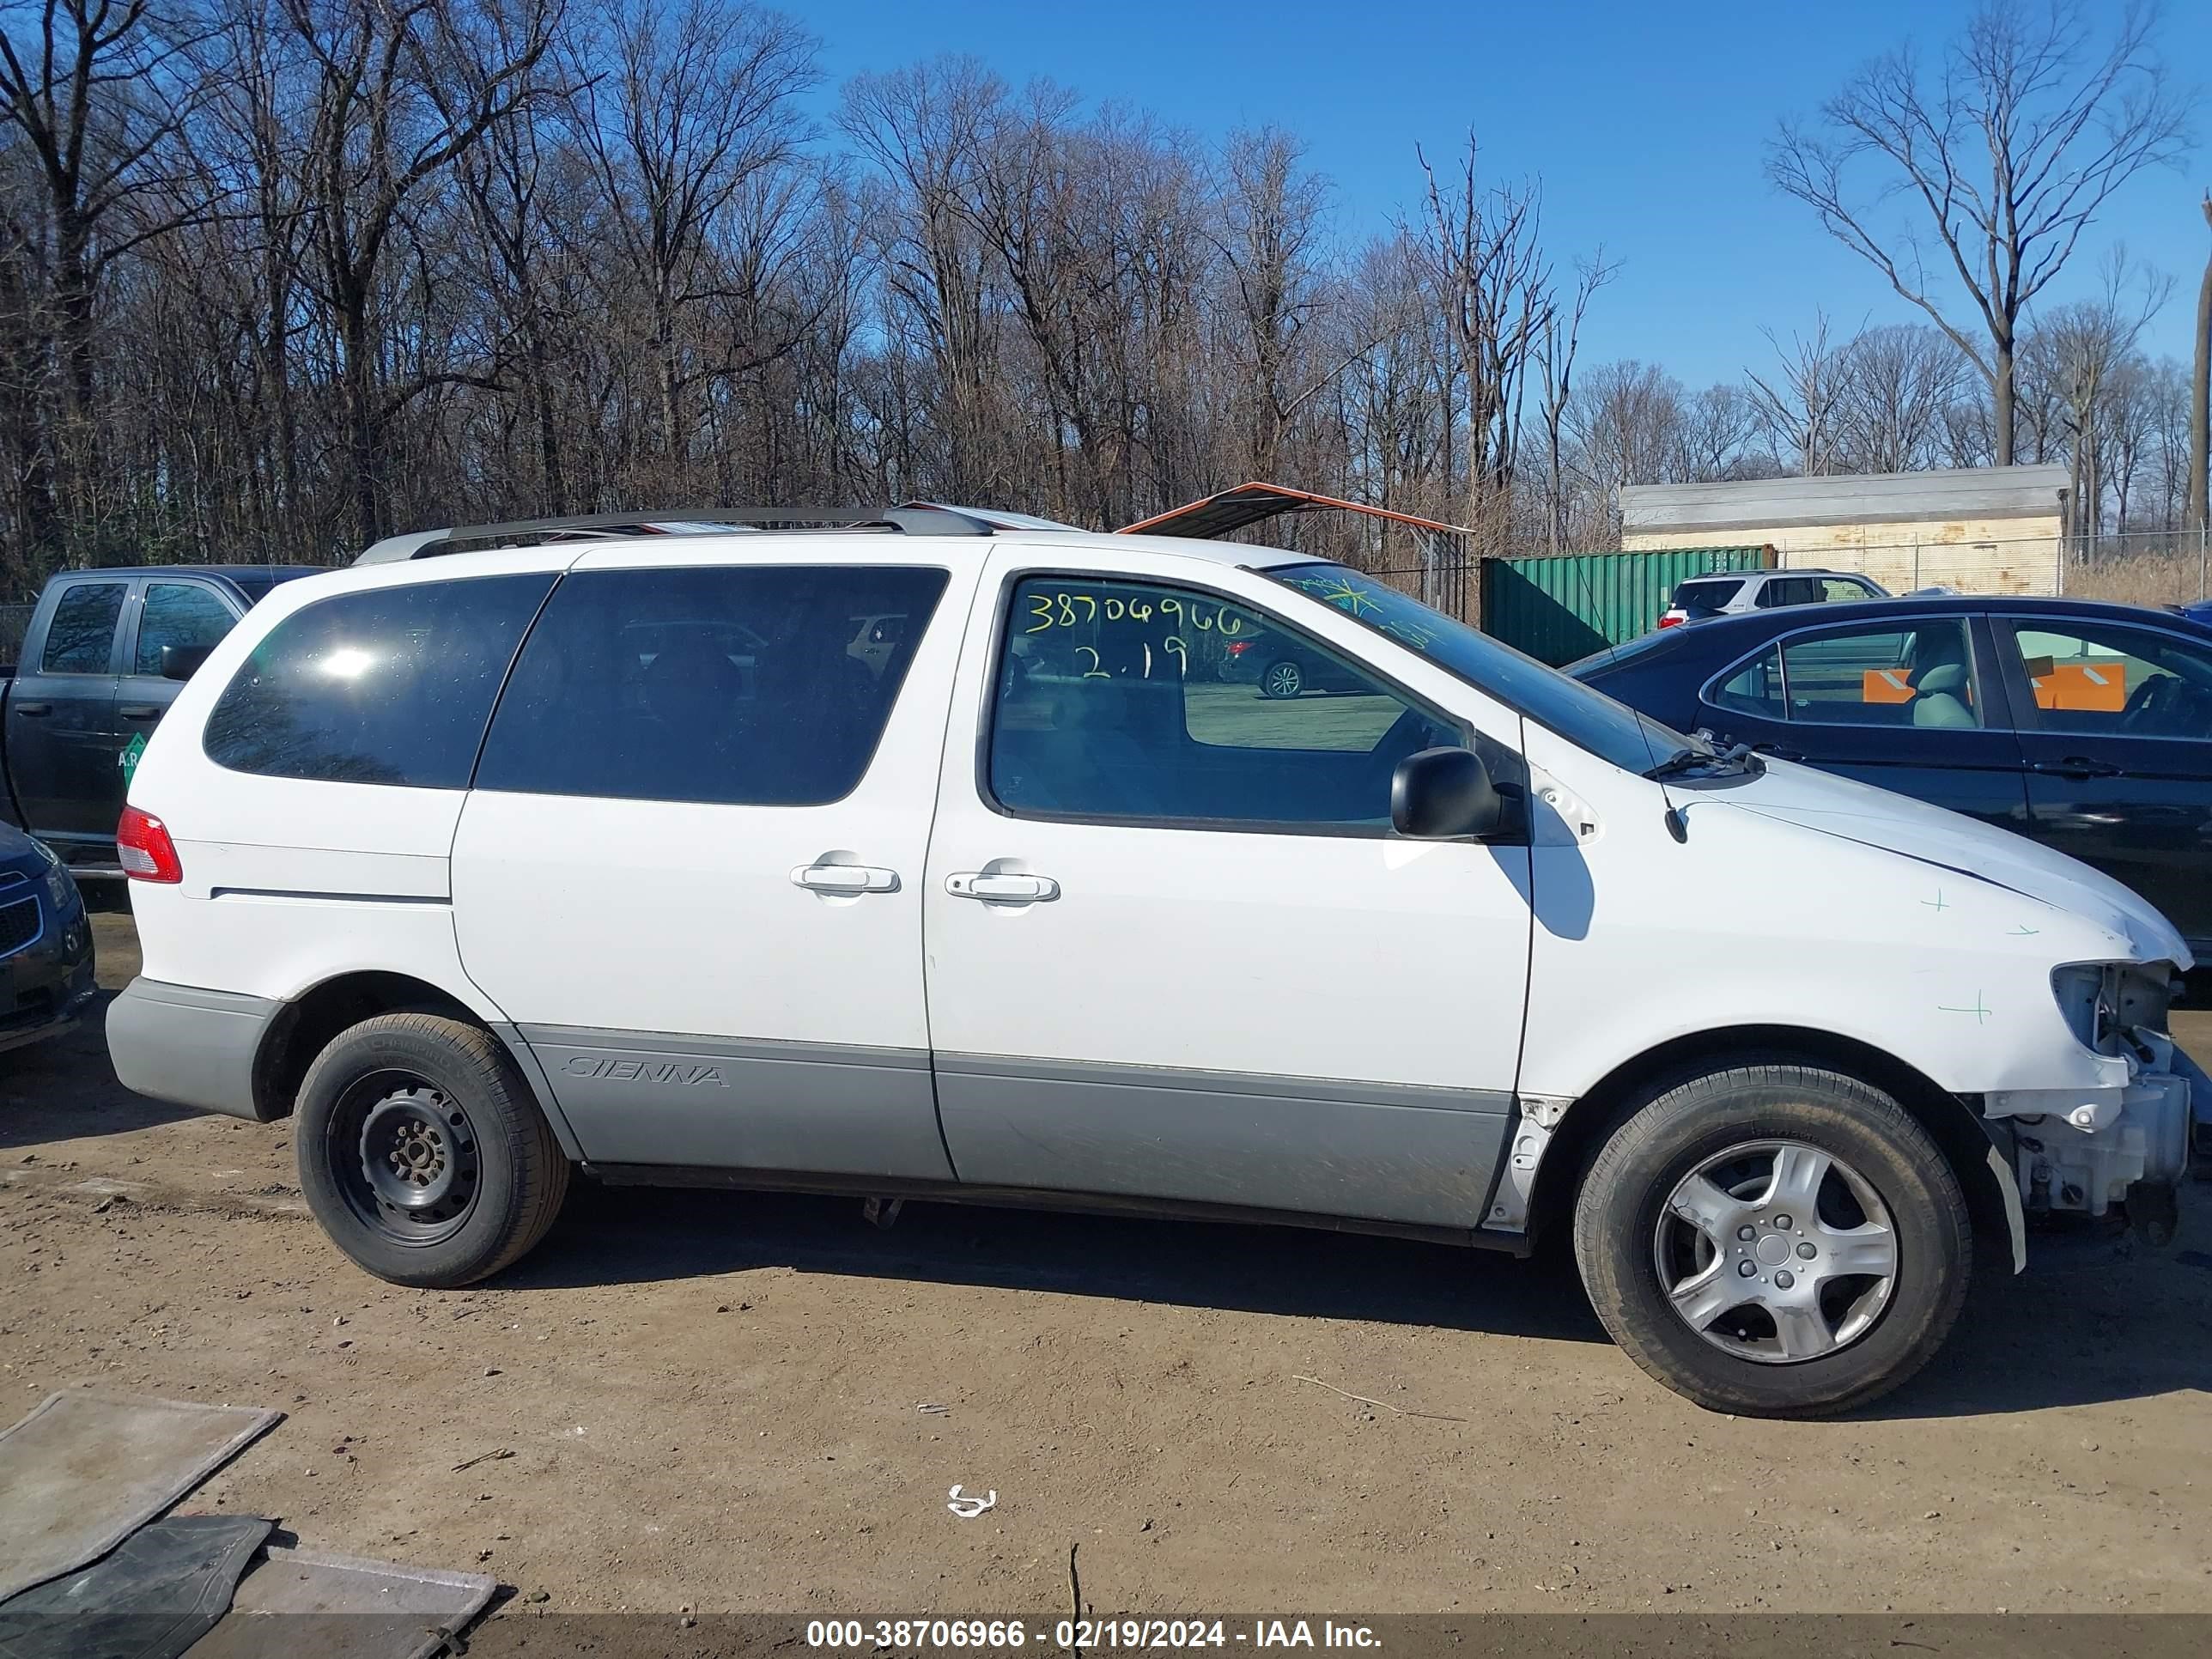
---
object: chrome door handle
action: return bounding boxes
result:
[945,872,1060,902]
[791,863,899,894]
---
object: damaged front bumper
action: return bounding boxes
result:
[1984,964,2202,1244]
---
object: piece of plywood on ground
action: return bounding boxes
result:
[186,1546,497,1659]
[0,1391,283,1601]
[0,1513,273,1659]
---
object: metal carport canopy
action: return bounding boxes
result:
[1119,482,1473,542]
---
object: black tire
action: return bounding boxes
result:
[1261,659,1304,699]
[1571,1060,1972,1418]
[295,1012,570,1289]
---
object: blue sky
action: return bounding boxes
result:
[789,0,2210,391]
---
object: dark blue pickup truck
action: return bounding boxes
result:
[1,564,321,874]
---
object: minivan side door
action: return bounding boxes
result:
[8,577,131,847]
[921,548,1533,1229]
[1990,613,2212,954]
[449,545,973,1181]
[1697,613,2033,833]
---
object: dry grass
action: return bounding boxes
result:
[2066,548,2208,609]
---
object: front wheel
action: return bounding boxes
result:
[1571,1061,1971,1417]
[295,1012,571,1288]
[1261,659,1304,699]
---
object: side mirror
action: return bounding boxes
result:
[160,644,214,682]
[1391,746,1504,840]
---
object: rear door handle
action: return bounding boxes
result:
[945,872,1060,903]
[790,862,898,894]
[2030,757,2121,780]
[13,702,50,717]
[118,704,162,720]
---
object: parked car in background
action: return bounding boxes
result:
[0,565,320,876]
[106,508,2199,1419]
[2178,599,2212,629]
[1570,594,2212,958]
[0,820,95,1054]
[1659,568,1889,629]
[1217,625,1372,697]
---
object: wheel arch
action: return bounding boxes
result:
[252,969,526,1127]
[1523,1023,2015,1259]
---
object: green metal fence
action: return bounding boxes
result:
[1479,546,1773,665]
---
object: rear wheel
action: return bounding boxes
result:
[1261,659,1304,699]
[296,1012,570,1288]
[1571,1060,1971,1417]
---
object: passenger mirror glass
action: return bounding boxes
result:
[1390,746,1502,840]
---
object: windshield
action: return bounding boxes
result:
[1265,562,1691,774]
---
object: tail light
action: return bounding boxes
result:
[117,805,182,884]
[1657,614,1684,629]
[1225,641,1253,657]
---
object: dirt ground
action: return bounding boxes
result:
[3,910,2210,1620]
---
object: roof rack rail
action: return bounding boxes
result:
[356,506,995,565]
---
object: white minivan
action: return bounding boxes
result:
[107,507,2201,1417]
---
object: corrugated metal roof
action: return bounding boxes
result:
[1121,482,1473,540]
[1621,465,2070,535]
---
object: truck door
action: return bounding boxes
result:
[116,578,245,761]
[8,578,130,848]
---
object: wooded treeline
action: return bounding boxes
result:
[0,0,2202,600]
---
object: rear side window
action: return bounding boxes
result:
[41,582,126,672]
[204,574,554,787]
[474,565,949,805]
[1673,580,1741,612]
[135,583,237,673]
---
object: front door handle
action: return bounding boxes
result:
[118,704,162,720]
[13,702,50,717]
[1748,739,1802,762]
[945,871,1060,903]
[2030,757,2121,780]
[790,862,899,894]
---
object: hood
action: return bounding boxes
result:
[1698,758,2193,970]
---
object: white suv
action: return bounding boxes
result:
[107,507,2200,1417]
[1660,568,1889,629]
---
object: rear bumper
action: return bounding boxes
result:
[106,976,283,1120]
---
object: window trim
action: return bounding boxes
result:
[972,565,1522,842]
[1696,611,1989,732]
[1990,611,2212,747]
[37,579,131,676]
[466,562,951,808]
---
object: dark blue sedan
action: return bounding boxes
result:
[0,823,96,1053]
[1569,595,2212,959]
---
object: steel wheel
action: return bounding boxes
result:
[1651,1138,1898,1364]
[328,1070,483,1248]
[1262,659,1303,698]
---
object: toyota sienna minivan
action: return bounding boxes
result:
[107,507,2201,1417]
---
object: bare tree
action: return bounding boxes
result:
[1834,325,1973,471]
[2039,248,2172,541]
[1770,1,2191,465]
[1746,313,1850,475]
[1532,250,1612,551]
[1413,131,1553,546]
[2191,190,2209,535]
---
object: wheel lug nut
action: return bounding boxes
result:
[1773,1214,1793,1230]
[1796,1241,1817,1260]
[1774,1269,1795,1290]
[1736,1224,1755,1242]
[1737,1261,1757,1277]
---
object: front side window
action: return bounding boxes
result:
[2003,621,2212,740]
[204,574,554,787]
[1773,618,1980,729]
[1264,562,1682,774]
[1819,577,1880,602]
[991,576,1467,828]
[475,564,949,805]
[136,583,237,674]
[40,582,125,673]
